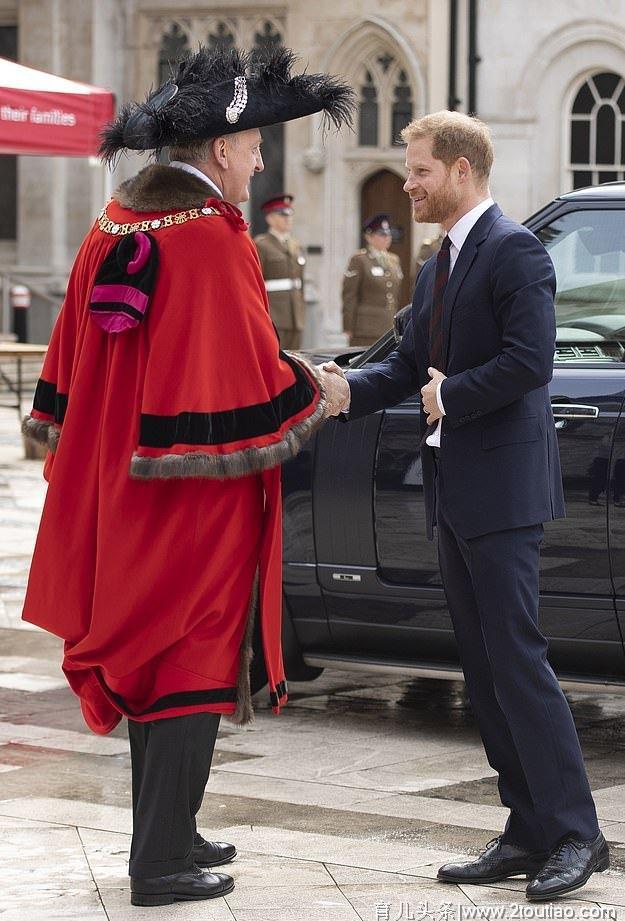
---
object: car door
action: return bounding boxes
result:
[608,409,625,655]
[314,336,455,665]
[532,205,625,678]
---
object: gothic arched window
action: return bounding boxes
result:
[391,69,413,145]
[569,71,625,188]
[356,51,414,148]
[251,19,283,66]
[249,20,285,236]
[359,69,379,146]
[207,21,235,53]
[157,22,190,84]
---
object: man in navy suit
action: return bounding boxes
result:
[321,111,608,901]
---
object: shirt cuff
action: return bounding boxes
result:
[340,377,352,417]
[436,380,446,416]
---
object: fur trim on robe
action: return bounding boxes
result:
[22,416,60,452]
[129,354,327,480]
[231,573,259,725]
[23,354,328,475]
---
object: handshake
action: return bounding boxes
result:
[317,361,351,417]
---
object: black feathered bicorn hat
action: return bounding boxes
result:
[99,46,356,164]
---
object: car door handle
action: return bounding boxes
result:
[551,403,600,429]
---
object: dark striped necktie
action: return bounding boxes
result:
[428,235,452,372]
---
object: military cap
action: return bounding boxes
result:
[261,195,294,215]
[363,213,393,235]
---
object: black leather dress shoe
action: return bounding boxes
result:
[526,832,609,901]
[192,836,237,867]
[130,865,234,906]
[438,836,549,884]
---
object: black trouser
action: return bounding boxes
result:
[127,712,221,878]
[434,453,599,852]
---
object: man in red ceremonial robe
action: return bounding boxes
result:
[22,46,354,907]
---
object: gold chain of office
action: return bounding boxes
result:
[97,203,221,236]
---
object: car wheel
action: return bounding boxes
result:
[249,594,323,695]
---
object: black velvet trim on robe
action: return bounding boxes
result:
[89,301,145,324]
[33,378,68,424]
[269,680,288,707]
[102,678,283,720]
[138,351,316,449]
[103,680,238,717]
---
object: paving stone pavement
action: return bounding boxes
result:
[1,404,624,920]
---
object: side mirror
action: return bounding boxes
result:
[393,303,412,343]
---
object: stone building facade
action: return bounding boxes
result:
[2,0,625,345]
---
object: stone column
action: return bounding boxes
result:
[90,0,127,217]
[427,0,449,112]
[17,0,127,271]
[17,0,68,271]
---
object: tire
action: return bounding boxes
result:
[250,595,323,695]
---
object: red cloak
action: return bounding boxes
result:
[22,165,325,735]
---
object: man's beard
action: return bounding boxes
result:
[413,183,461,224]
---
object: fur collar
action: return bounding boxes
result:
[115,164,220,213]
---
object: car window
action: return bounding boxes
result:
[536,209,625,358]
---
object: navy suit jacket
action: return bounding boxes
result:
[346,203,566,540]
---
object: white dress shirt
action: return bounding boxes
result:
[426,196,494,448]
[168,160,223,199]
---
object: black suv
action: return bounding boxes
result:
[278,184,625,693]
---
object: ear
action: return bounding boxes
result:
[456,156,472,183]
[212,136,229,169]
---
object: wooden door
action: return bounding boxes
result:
[361,169,412,307]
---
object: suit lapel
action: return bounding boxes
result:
[441,204,502,369]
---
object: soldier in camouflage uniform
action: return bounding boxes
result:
[342,213,404,347]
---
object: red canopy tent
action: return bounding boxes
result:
[0,56,114,156]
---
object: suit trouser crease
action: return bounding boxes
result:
[127,712,220,878]
[434,459,598,851]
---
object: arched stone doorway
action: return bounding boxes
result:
[361,169,412,306]
[317,18,424,343]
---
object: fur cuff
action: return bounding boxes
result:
[129,354,328,480]
[22,416,60,453]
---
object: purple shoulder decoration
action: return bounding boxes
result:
[89,231,158,334]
